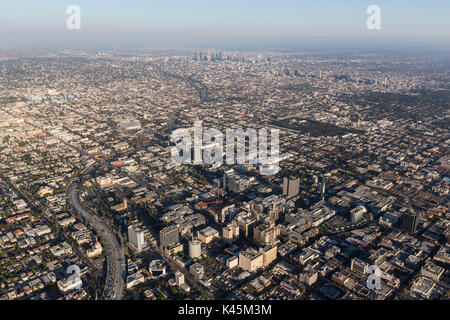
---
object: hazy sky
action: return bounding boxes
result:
[1,0,449,49]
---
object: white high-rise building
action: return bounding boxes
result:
[175,271,185,286]
[128,225,146,253]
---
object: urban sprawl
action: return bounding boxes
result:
[0,49,449,300]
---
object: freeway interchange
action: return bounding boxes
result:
[67,181,126,300]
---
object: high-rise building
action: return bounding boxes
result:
[175,271,184,286]
[219,204,237,224]
[188,239,202,259]
[160,225,179,248]
[239,248,264,272]
[282,178,288,196]
[318,176,326,201]
[283,177,299,198]
[128,225,145,253]
[259,245,278,267]
[190,262,204,280]
[401,211,419,234]
[237,214,257,237]
[254,223,279,246]
[350,258,369,274]
[350,206,366,224]
[222,221,239,243]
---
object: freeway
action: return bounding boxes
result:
[2,68,211,299]
[67,182,126,300]
[1,107,126,299]
[149,62,208,104]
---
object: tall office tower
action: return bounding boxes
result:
[175,271,185,286]
[283,176,300,198]
[159,225,179,248]
[318,176,326,201]
[193,121,202,164]
[401,211,419,234]
[283,177,289,195]
[128,225,146,253]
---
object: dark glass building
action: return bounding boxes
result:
[401,211,419,234]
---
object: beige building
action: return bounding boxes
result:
[299,270,318,286]
[260,245,277,267]
[222,221,239,243]
[254,223,279,246]
[239,248,264,272]
[197,226,219,244]
[87,241,103,258]
[111,199,128,212]
[165,242,183,255]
